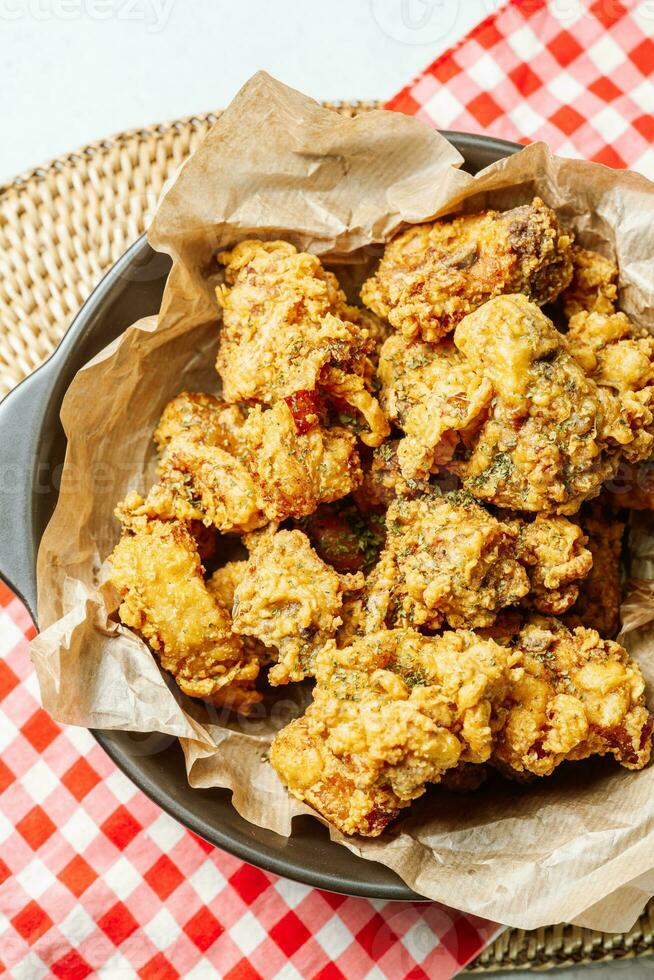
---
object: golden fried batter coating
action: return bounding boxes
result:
[562,246,618,319]
[158,434,268,530]
[231,530,363,686]
[108,520,262,711]
[153,391,245,453]
[119,397,362,534]
[271,628,514,836]
[508,514,593,616]
[364,492,530,631]
[378,333,492,481]
[215,241,389,446]
[207,560,269,662]
[361,198,573,343]
[453,295,644,514]
[207,560,249,610]
[494,617,652,777]
[239,401,362,521]
[566,310,654,463]
[564,505,624,637]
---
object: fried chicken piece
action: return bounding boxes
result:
[566,310,654,463]
[353,440,430,513]
[119,397,362,534]
[494,617,653,777]
[295,502,385,575]
[452,295,643,514]
[215,241,389,446]
[378,333,492,481]
[562,246,618,319]
[364,492,530,631]
[378,296,654,511]
[158,434,268,529]
[564,506,624,636]
[207,560,248,609]
[507,514,593,616]
[118,392,270,534]
[271,629,514,836]
[108,520,262,711]
[231,530,363,686]
[115,393,263,533]
[361,197,573,343]
[153,391,246,453]
[207,560,270,662]
[238,401,363,521]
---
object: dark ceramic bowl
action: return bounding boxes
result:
[0,131,520,900]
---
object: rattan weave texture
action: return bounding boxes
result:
[1,101,652,973]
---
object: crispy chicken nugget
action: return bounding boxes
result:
[363,492,530,631]
[494,616,653,777]
[453,295,648,514]
[238,401,363,521]
[231,530,363,686]
[507,514,594,616]
[361,197,573,343]
[119,398,363,534]
[108,520,262,712]
[271,628,514,836]
[119,393,268,535]
[378,333,492,481]
[562,246,618,319]
[566,309,654,463]
[215,240,389,446]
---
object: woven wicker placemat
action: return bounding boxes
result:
[2,101,653,972]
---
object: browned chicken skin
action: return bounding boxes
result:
[494,617,652,777]
[216,240,389,446]
[271,628,515,836]
[108,520,262,712]
[231,529,363,686]
[362,197,573,343]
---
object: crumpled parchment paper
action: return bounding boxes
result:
[31,72,654,930]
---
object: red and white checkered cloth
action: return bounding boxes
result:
[0,583,499,979]
[2,2,654,976]
[387,0,654,178]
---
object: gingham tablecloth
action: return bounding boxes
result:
[2,1,654,976]
[387,0,654,178]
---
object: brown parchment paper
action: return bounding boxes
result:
[31,72,654,931]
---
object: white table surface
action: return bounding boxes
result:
[0,0,495,181]
[1,1,652,974]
